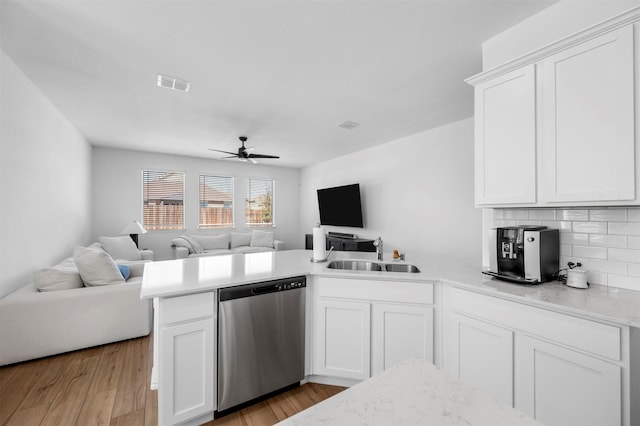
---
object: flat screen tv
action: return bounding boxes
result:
[317,183,364,228]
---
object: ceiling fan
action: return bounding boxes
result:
[209,136,280,164]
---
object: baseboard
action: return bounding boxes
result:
[306,374,360,388]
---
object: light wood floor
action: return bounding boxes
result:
[0,335,345,426]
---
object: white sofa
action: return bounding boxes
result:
[171,231,285,259]
[0,240,153,366]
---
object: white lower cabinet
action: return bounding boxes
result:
[312,277,435,382]
[447,313,513,406]
[158,292,216,426]
[371,303,433,376]
[515,335,621,426]
[444,287,630,426]
[314,299,371,380]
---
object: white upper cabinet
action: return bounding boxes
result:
[474,64,537,206]
[540,26,635,203]
[468,14,638,207]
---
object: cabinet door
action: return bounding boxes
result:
[446,313,514,406]
[159,319,215,426]
[313,299,371,380]
[474,64,537,205]
[371,303,433,376]
[515,335,621,426]
[541,26,634,203]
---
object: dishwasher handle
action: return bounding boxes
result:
[252,284,281,295]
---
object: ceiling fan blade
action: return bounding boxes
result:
[209,137,278,163]
[208,148,238,156]
[249,153,280,159]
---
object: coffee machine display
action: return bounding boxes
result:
[484,226,559,284]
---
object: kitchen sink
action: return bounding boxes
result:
[327,260,384,271]
[326,260,421,273]
[384,263,421,273]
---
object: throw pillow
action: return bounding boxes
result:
[117,264,131,280]
[98,236,141,261]
[195,234,230,250]
[230,232,252,249]
[73,246,125,287]
[33,268,84,292]
[250,230,274,248]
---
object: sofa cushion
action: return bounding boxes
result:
[99,236,141,261]
[250,230,274,248]
[33,268,84,292]
[233,246,275,254]
[73,246,126,287]
[195,234,230,250]
[181,235,204,253]
[230,232,252,249]
[188,249,231,258]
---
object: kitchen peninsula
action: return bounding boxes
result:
[277,359,542,426]
[141,249,640,426]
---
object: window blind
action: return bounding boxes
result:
[245,178,275,227]
[142,170,184,230]
[199,175,234,228]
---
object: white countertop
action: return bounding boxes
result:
[277,359,542,426]
[141,249,640,327]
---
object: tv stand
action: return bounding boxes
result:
[305,234,376,252]
[327,231,357,239]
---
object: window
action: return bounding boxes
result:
[199,175,234,228]
[245,178,274,227]
[143,170,184,230]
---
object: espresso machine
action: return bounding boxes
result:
[484,226,559,284]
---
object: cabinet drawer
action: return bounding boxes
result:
[450,288,621,361]
[160,291,215,325]
[315,277,433,305]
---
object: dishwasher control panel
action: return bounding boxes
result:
[281,280,304,290]
[219,276,306,301]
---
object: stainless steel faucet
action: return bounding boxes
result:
[373,237,383,261]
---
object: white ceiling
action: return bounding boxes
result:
[1,0,555,168]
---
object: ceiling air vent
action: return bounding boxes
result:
[157,74,191,92]
[338,121,360,130]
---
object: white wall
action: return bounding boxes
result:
[482,0,640,69]
[0,50,92,298]
[299,118,482,264]
[92,147,301,260]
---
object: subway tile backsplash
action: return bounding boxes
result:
[491,207,640,291]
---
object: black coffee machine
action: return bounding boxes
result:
[484,226,559,284]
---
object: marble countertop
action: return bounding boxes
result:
[277,359,542,426]
[141,249,640,327]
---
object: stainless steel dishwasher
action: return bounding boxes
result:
[217,276,306,414]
